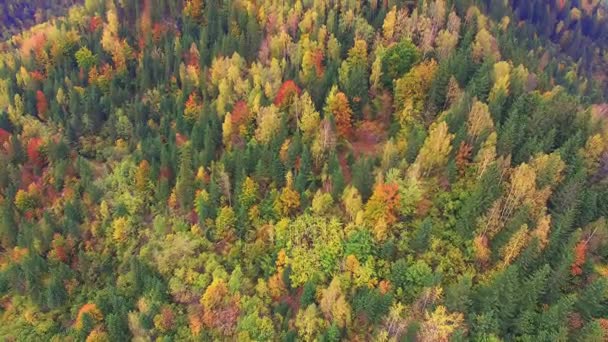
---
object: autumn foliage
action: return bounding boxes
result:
[571,240,587,276]
[35,90,48,120]
[0,1,607,341]
[274,80,302,107]
[27,137,44,166]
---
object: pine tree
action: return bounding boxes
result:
[576,278,608,320]
[352,157,375,201]
[46,273,67,309]
[296,146,313,194]
[328,153,344,200]
[0,204,16,249]
[175,142,194,210]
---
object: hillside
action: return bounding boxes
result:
[0,0,80,41]
[0,0,607,341]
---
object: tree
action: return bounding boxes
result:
[75,47,97,71]
[47,273,68,309]
[571,239,587,276]
[319,277,351,328]
[76,303,103,330]
[311,190,333,215]
[0,204,16,248]
[467,100,494,143]
[324,86,353,139]
[436,30,459,61]
[134,160,151,194]
[383,6,398,41]
[215,206,236,241]
[184,93,202,122]
[274,80,302,109]
[351,157,375,201]
[342,185,363,220]
[277,172,300,216]
[112,217,131,243]
[381,39,419,87]
[35,90,48,121]
[183,0,204,23]
[328,152,345,199]
[297,92,321,142]
[295,304,325,342]
[391,259,433,301]
[419,306,464,342]
[352,287,392,324]
[255,105,281,144]
[14,187,39,212]
[414,121,454,177]
[365,183,400,240]
[338,39,369,116]
[501,224,529,266]
[472,28,501,63]
[394,60,438,126]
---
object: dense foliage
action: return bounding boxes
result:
[0,0,608,340]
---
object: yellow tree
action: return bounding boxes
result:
[419,306,464,342]
[467,100,494,142]
[472,28,501,62]
[215,206,236,241]
[342,185,363,221]
[435,30,459,61]
[414,121,454,177]
[222,113,234,149]
[383,6,397,41]
[135,160,151,194]
[255,105,281,144]
[277,172,300,216]
[394,60,438,126]
[580,134,606,174]
[532,214,552,250]
[111,217,131,243]
[319,277,351,328]
[297,92,320,142]
[501,224,529,266]
[295,304,325,342]
[474,132,497,178]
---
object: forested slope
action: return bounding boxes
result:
[0,0,80,41]
[0,0,607,341]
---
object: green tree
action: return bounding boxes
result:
[381,39,419,87]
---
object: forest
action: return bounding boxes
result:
[0,0,608,341]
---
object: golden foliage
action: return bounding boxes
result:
[394,59,438,126]
[75,303,103,330]
[501,224,529,266]
[415,121,454,177]
[467,100,494,141]
[419,306,464,342]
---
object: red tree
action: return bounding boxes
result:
[313,49,325,77]
[89,16,103,32]
[36,90,48,120]
[571,240,587,276]
[27,137,44,167]
[230,100,250,126]
[274,80,301,107]
[0,128,10,146]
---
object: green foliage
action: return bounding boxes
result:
[75,47,97,71]
[381,39,419,87]
[352,287,392,324]
[0,0,606,340]
[390,259,433,300]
